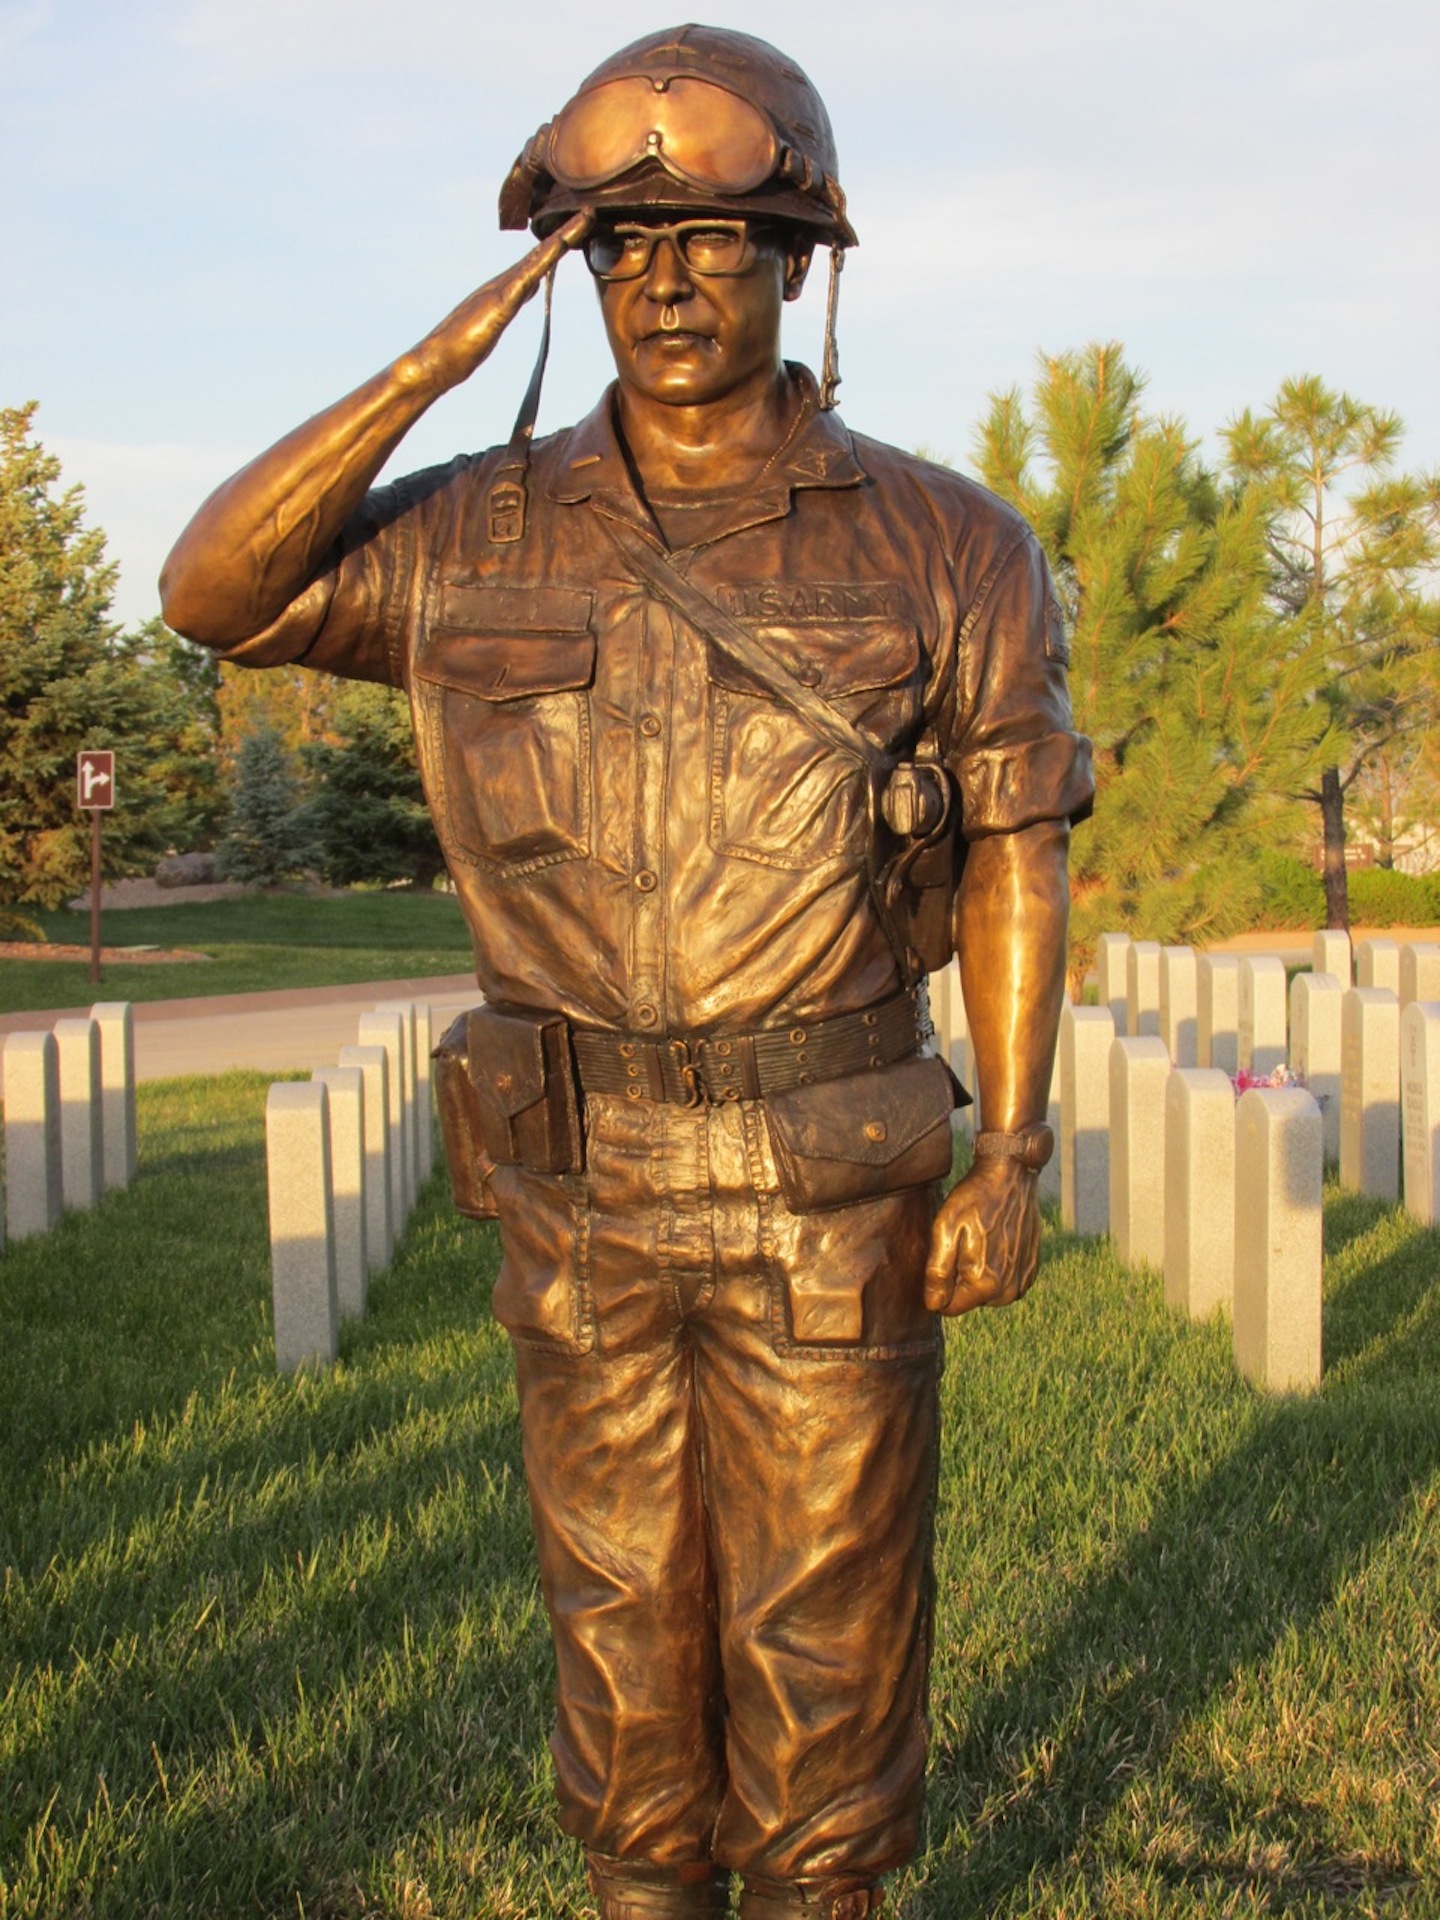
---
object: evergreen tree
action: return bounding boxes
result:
[1223,377,1440,929]
[0,403,224,905]
[973,344,1332,972]
[299,681,445,890]
[215,726,313,884]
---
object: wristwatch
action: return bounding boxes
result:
[971,1123,1055,1171]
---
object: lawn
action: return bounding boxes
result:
[1,1080,1436,1918]
[0,892,473,1014]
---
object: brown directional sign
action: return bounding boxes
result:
[77,749,116,810]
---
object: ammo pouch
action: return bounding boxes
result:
[879,760,959,978]
[764,1052,962,1214]
[432,1005,583,1217]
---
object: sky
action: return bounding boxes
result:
[3,0,1438,628]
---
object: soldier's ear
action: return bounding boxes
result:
[783,234,815,302]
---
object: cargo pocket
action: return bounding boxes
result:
[413,585,596,876]
[487,1161,594,1355]
[707,619,921,871]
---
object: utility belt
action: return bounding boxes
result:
[434,988,964,1219]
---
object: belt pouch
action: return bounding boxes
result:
[466,1004,584,1175]
[432,1009,499,1218]
[765,1053,960,1213]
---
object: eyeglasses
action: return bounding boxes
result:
[549,76,781,196]
[583,218,769,282]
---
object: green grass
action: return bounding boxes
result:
[1,1089,1437,1918]
[0,893,473,1013]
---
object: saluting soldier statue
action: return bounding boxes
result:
[163,26,1092,1919]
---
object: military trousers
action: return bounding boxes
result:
[488,1089,943,1886]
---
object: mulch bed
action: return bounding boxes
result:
[0,943,211,965]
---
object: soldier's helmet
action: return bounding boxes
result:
[500,23,856,249]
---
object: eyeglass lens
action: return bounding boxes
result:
[585,221,756,280]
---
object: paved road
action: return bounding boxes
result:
[0,973,479,1089]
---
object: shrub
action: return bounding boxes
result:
[1348,867,1440,927]
[1252,851,1325,930]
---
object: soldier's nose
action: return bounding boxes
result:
[643,235,694,304]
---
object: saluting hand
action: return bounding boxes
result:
[417,211,593,391]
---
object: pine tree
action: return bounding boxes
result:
[299,681,445,889]
[973,344,1332,972]
[0,403,225,905]
[1223,377,1440,929]
[215,726,313,884]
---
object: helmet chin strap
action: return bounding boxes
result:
[486,264,556,543]
[819,246,844,410]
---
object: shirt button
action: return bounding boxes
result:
[796,663,822,687]
[635,1003,659,1027]
[634,868,658,892]
[639,713,662,738]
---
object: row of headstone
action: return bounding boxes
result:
[930,936,1440,1395]
[265,998,440,1374]
[1059,1003,1327,1390]
[1,1003,137,1247]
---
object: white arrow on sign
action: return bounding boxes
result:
[81,761,112,803]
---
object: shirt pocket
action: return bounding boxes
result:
[412,585,596,876]
[707,618,922,872]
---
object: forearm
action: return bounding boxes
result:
[159,351,449,646]
[954,818,1070,1131]
[159,216,589,648]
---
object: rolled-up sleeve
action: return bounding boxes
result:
[215,459,466,688]
[945,528,1094,838]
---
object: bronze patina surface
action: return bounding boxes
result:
[162,26,1092,1918]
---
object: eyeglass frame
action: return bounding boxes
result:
[581,217,782,283]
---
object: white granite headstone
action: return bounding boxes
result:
[54,1017,102,1211]
[1060,1003,1114,1235]
[1400,1001,1440,1224]
[1160,945,1198,1067]
[90,1001,137,1190]
[1289,971,1343,1167]
[1110,1035,1169,1268]
[1238,956,1288,1077]
[1233,1087,1323,1392]
[339,1042,394,1272]
[1097,933,1130,1036]
[1339,987,1400,1201]
[265,1081,338,1372]
[312,1065,368,1319]
[1197,954,1240,1073]
[1163,1068,1235,1319]
[3,1031,62,1240]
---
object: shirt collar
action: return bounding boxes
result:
[546,364,868,515]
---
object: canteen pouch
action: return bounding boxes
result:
[433,1010,499,1220]
[764,1052,963,1214]
[465,1003,585,1176]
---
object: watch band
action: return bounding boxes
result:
[972,1123,1055,1171]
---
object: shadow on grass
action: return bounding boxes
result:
[913,1220,1440,1917]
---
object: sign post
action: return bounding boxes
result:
[76,750,115,985]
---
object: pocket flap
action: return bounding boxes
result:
[466,1007,548,1118]
[707,619,919,702]
[766,1053,958,1167]
[417,629,596,701]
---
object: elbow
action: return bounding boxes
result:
[158,543,240,650]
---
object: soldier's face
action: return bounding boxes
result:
[594,214,811,409]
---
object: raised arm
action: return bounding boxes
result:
[159,214,591,647]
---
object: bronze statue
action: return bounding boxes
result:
[162,27,1092,1918]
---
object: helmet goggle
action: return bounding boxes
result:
[584,217,773,282]
[548,75,783,197]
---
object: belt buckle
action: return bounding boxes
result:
[667,1036,710,1107]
